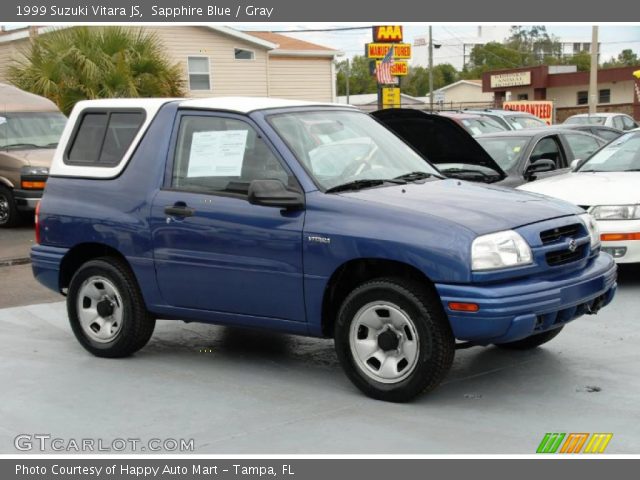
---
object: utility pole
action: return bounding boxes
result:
[588,26,599,115]
[346,58,350,104]
[429,25,434,111]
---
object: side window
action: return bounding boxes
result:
[66,111,144,165]
[529,136,564,168]
[564,134,601,160]
[622,116,637,130]
[613,116,625,130]
[172,116,292,197]
[596,129,621,142]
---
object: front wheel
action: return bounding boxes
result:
[334,278,455,402]
[494,327,564,350]
[67,257,156,358]
[0,185,20,228]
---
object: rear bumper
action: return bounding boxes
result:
[31,244,68,293]
[13,189,43,211]
[435,253,617,344]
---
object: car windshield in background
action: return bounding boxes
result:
[268,110,440,191]
[565,116,607,126]
[506,115,546,129]
[476,136,529,171]
[0,111,67,149]
[578,132,640,172]
[461,117,506,136]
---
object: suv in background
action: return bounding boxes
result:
[563,113,638,131]
[0,83,66,227]
[464,108,547,130]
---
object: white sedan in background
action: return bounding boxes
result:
[518,130,640,263]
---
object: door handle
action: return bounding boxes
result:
[164,203,195,217]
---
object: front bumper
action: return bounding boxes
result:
[13,189,43,211]
[435,253,617,344]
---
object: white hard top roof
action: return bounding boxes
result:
[72,97,352,114]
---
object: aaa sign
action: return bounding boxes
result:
[373,25,403,43]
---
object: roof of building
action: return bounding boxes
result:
[246,31,339,56]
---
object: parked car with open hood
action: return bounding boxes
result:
[519,130,640,263]
[0,83,66,227]
[32,97,616,402]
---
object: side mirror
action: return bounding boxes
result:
[248,179,304,210]
[525,158,556,178]
[570,158,582,171]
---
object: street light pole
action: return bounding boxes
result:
[429,25,434,111]
[346,58,350,105]
[588,26,599,115]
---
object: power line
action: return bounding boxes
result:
[269,26,373,33]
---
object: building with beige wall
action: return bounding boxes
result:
[0,26,339,103]
[420,80,494,110]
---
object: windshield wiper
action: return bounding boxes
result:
[441,168,500,183]
[2,143,43,149]
[325,178,406,193]
[393,171,434,182]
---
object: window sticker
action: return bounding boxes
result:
[187,129,248,177]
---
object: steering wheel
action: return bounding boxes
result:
[340,143,379,178]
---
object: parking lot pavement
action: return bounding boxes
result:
[0,263,62,308]
[0,265,639,454]
[0,224,35,264]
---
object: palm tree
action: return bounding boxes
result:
[8,27,185,115]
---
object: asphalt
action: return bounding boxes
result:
[0,224,35,265]
[0,261,639,454]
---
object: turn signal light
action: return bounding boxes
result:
[448,302,480,312]
[21,180,46,190]
[601,233,640,241]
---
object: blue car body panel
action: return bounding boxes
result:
[32,102,617,342]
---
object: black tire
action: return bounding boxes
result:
[495,327,564,350]
[334,277,455,402]
[0,185,20,228]
[67,257,155,358]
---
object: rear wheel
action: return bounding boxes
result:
[67,257,155,358]
[334,278,455,402]
[495,327,564,350]
[0,185,20,228]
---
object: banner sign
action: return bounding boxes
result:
[503,100,554,125]
[366,43,412,59]
[370,60,409,76]
[373,25,404,42]
[381,87,401,108]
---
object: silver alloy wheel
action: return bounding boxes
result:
[349,301,420,384]
[0,194,9,224]
[76,276,124,343]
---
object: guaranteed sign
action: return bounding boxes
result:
[366,43,412,59]
[503,101,554,125]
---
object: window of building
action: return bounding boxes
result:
[188,56,211,91]
[577,91,589,105]
[573,42,581,53]
[66,111,145,166]
[234,48,255,60]
[583,43,591,52]
[517,93,529,101]
[598,89,611,104]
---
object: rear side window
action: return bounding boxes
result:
[564,133,602,160]
[66,110,144,165]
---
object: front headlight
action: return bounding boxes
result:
[20,166,49,176]
[589,205,640,221]
[471,230,533,271]
[579,213,601,249]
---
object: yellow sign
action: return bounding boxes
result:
[381,87,401,108]
[633,69,640,79]
[503,100,554,125]
[375,60,408,76]
[373,25,403,43]
[367,43,412,59]
[490,71,531,89]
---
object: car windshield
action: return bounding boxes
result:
[578,132,640,172]
[461,117,506,136]
[0,111,67,149]
[476,136,529,170]
[268,110,440,191]
[506,115,546,129]
[565,116,607,126]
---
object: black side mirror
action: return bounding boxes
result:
[525,158,556,178]
[248,179,304,210]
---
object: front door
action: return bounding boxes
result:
[149,112,306,322]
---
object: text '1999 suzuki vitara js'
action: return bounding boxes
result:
[32,98,617,402]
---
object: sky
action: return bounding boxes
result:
[237,24,640,68]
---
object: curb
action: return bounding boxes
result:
[0,257,31,268]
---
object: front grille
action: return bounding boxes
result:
[546,245,587,266]
[540,223,582,244]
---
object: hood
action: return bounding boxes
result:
[518,171,640,206]
[371,108,507,180]
[340,178,581,235]
[1,148,55,168]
